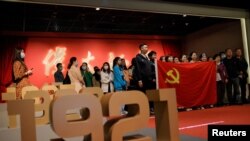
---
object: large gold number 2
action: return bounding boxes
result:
[101,91,152,141]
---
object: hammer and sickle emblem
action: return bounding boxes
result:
[165,68,180,84]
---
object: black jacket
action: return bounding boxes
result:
[133,54,152,82]
[236,57,248,78]
[54,70,64,82]
[223,57,241,79]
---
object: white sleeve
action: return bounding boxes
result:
[110,71,114,82]
[101,71,109,83]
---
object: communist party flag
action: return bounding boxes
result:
[157,61,216,108]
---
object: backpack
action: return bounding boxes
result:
[63,71,71,84]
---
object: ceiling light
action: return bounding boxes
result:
[96,7,100,11]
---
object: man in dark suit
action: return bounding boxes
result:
[133,43,155,114]
[235,48,249,104]
[223,48,241,105]
[133,43,153,92]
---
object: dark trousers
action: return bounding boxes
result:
[216,81,225,106]
[148,81,156,111]
[239,77,248,103]
[226,77,240,104]
[136,79,156,112]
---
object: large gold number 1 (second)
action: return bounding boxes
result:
[146,89,180,141]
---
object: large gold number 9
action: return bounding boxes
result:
[51,94,104,141]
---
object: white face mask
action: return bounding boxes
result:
[82,66,87,70]
[221,54,226,59]
[20,52,25,59]
[104,65,109,70]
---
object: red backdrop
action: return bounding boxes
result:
[24,37,180,87]
[0,33,180,102]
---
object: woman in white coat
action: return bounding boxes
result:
[100,62,114,93]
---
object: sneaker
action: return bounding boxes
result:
[186,108,192,111]
[150,108,155,115]
[121,110,128,115]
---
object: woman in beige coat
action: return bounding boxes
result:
[67,57,85,93]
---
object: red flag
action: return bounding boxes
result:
[157,61,216,107]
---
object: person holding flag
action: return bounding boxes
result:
[133,43,152,91]
[133,43,154,114]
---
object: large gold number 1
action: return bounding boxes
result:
[101,91,152,141]
[7,99,37,141]
[146,88,180,141]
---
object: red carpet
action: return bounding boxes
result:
[148,104,250,139]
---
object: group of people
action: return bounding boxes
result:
[155,48,250,107]
[53,44,157,95]
[54,44,250,112]
[12,44,250,114]
[159,48,249,107]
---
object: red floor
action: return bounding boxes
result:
[148,104,250,139]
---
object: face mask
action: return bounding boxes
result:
[152,55,156,59]
[59,66,63,71]
[221,54,226,59]
[20,52,25,59]
[104,66,109,70]
[82,66,87,70]
[168,57,173,62]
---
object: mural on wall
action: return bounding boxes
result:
[25,37,178,87]
[43,47,67,76]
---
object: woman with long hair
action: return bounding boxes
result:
[214,54,228,106]
[67,57,85,93]
[12,48,32,99]
[100,62,114,93]
[128,57,137,90]
[189,52,198,63]
[92,66,101,87]
[181,54,189,63]
[113,57,126,91]
[80,62,93,87]
[121,58,130,87]
[113,57,127,114]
